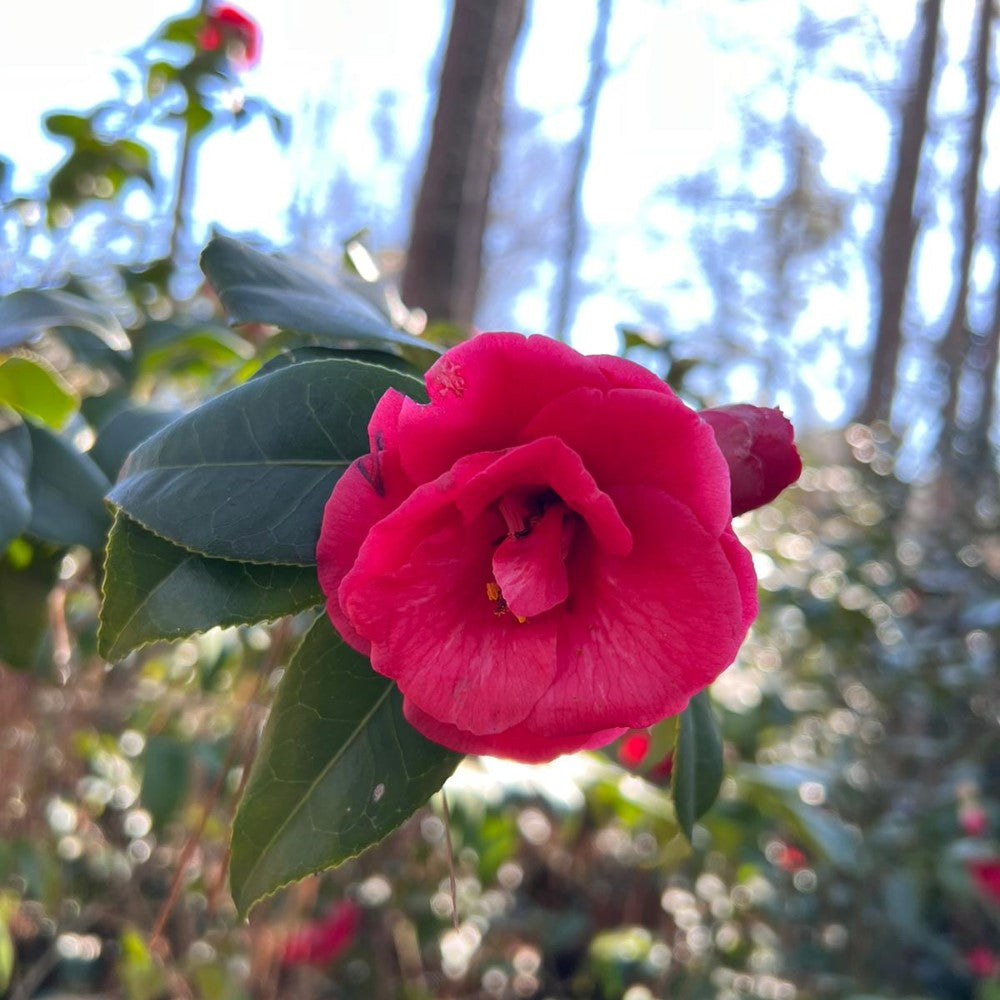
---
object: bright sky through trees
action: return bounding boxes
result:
[3,0,987,426]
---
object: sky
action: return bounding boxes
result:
[1,0,986,428]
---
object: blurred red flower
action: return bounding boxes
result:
[968,858,1000,903]
[966,947,999,977]
[617,731,673,781]
[281,900,361,966]
[774,844,808,872]
[959,804,989,837]
[199,4,261,69]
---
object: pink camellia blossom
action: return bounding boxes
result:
[317,333,800,763]
[199,4,261,69]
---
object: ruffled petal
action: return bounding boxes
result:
[395,333,610,483]
[403,697,626,763]
[317,389,414,653]
[522,387,731,536]
[524,485,754,735]
[492,501,570,618]
[455,436,632,556]
[339,489,558,735]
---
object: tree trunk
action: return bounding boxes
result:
[550,0,613,342]
[936,0,993,459]
[856,0,941,426]
[401,0,525,330]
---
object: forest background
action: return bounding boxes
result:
[1,0,999,998]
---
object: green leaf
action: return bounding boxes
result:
[0,355,78,428]
[99,512,323,660]
[88,404,180,480]
[230,615,462,916]
[24,422,111,551]
[0,546,60,671]
[141,736,191,830]
[200,236,441,363]
[0,423,32,550]
[0,288,130,352]
[671,691,724,841]
[108,357,425,565]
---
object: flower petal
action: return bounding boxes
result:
[524,485,754,735]
[317,389,414,653]
[455,435,632,556]
[522,387,731,536]
[492,501,570,618]
[395,333,610,482]
[340,498,558,735]
[403,698,626,763]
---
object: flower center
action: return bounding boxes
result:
[488,490,573,622]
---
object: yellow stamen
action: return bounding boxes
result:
[486,581,501,602]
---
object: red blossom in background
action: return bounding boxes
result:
[281,900,361,966]
[318,333,801,763]
[959,804,989,837]
[966,948,1000,978]
[199,4,261,69]
[774,844,808,872]
[969,858,1000,904]
[617,731,673,781]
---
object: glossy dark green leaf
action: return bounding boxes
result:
[99,512,323,660]
[0,355,77,428]
[0,288,130,352]
[0,423,32,550]
[671,691,724,841]
[24,422,111,551]
[200,236,441,363]
[108,357,425,565]
[230,615,462,916]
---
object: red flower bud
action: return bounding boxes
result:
[960,805,989,837]
[700,405,802,516]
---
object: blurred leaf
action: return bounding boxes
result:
[43,113,91,141]
[0,546,60,671]
[141,735,191,830]
[671,691,724,841]
[200,236,441,363]
[99,512,323,660]
[24,422,111,551]
[0,287,130,352]
[137,324,254,378]
[0,423,32,550]
[108,356,425,565]
[738,764,860,871]
[117,926,168,1000]
[88,403,180,480]
[0,355,78,428]
[0,893,14,995]
[230,614,462,916]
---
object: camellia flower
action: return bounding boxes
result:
[317,333,801,763]
[198,4,261,69]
